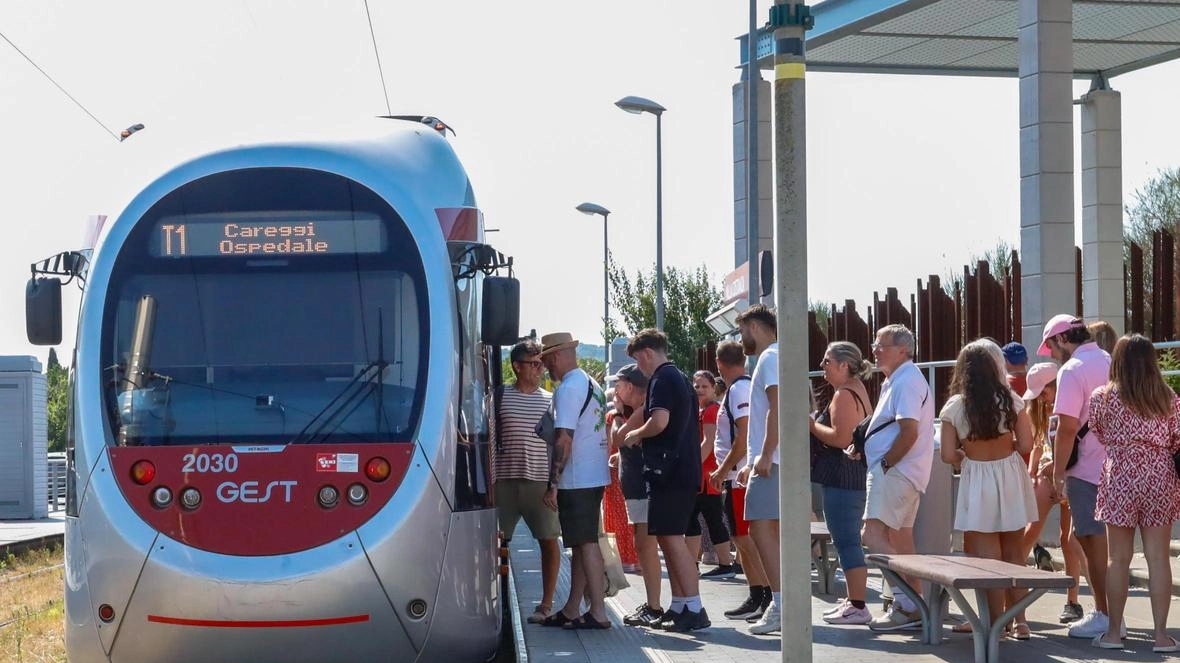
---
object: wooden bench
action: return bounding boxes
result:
[867,553,1074,663]
[810,522,837,595]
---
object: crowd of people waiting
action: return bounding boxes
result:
[490,306,1180,650]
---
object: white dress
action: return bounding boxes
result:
[942,393,1038,533]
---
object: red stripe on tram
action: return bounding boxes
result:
[147,614,369,628]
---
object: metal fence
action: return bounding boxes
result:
[47,452,66,512]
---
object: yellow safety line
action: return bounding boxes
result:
[775,62,806,79]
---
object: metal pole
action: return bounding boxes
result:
[603,212,610,351]
[655,113,665,331]
[772,1,810,661]
[747,0,760,310]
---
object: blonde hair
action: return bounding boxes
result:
[1026,395,1053,444]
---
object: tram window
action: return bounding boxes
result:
[100,168,429,446]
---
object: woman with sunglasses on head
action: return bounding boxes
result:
[1019,362,1086,624]
[808,341,873,624]
[1088,334,1180,652]
[688,370,736,577]
[940,339,1038,639]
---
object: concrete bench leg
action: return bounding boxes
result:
[984,588,1047,663]
[816,540,837,595]
[944,588,989,663]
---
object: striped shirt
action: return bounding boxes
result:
[490,384,553,483]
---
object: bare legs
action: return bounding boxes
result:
[559,541,607,622]
[862,520,918,602]
[540,538,561,611]
[1104,524,1173,648]
[748,519,780,594]
[657,534,699,603]
[1076,529,1109,615]
[1022,481,1085,604]
[633,523,662,609]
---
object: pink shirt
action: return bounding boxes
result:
[1052,342,1111,485]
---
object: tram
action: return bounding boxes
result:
[26,118,518,663]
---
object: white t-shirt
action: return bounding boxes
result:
[864,360,935,493]
[714,376,751,481]
[553,368,610,489]
[746,343,780,466]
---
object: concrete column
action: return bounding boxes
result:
[1018,0,1075,351]
[732,74,773,268]
[1080,84,1124,334]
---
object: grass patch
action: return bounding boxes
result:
[0,544,65,663]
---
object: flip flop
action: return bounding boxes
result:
[541,611,575,627]
[563,612,611,630]
[1092,635,1123,650]
[951,622,973,634]
[1154,636,1180,653]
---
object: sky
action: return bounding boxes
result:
[2,1,1180,367]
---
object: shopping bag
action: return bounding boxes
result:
[599,533,630,597]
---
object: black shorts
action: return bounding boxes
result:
[686,492,730,544]
[557,487,604,548]
[646,487,699,536]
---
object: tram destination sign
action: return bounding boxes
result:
[151,212,386,258]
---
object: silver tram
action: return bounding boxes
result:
[26,119,518,663]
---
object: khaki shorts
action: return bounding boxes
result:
[495,479,561,541]
[864,463,920,530]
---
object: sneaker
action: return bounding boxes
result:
[1058,602,1084,624]
[664,607,711,632]
[868,605,922,632]
[823,603,872,625]
[745,592,773,622]
[724,593,765,620]
[1068,611,1126,639]
[1033,545,1054,571]
[823,599,851,617]
[732,562,744,576]
[650,609,679,630]
[749,603,782,635]
[623,603,664,627]
[701,564,737,580]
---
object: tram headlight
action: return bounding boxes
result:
[347,483,368,506]
[365,457,391,482]
[130,460,156,485]
[151,487,173,508]
[318,485,339,508]
[180,487,202,510]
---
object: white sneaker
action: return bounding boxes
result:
[749,603,782,635]
[823,603,872,625]
[823,599,850,617]
[1069,611,1122,639]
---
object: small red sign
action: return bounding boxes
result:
[316,454,337,472]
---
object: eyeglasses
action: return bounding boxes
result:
[871,342,896,352]
[514,359,543,368]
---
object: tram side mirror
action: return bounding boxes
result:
[481,276,520,346]
[26,277,63,346]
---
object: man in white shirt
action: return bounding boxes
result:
[733,305,782,636]
[538,332,611,630]
[861,324,935,632]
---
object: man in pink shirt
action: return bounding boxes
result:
[1040,314,1118,640]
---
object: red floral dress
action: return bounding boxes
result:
[603,411,638,566]
[1089,387,1180,528]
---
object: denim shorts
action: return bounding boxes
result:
[1066,476,1106,538]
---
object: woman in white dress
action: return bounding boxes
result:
[940,339,1038,639]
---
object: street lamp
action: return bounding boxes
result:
[615,95,666,331]
[576,202,611,352]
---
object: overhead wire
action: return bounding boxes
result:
[0,28,119,140]
[362,0,392,115]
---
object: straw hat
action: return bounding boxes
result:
[539,332,580,357]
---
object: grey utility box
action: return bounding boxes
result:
[0,356,47,519]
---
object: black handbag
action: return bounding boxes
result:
[1064,422,1089,470]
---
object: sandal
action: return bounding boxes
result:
[1013,623,1031,640]
[952,622,973,634]
[563,612,611,630]
[540,611,575,627]
[527,604,552,625]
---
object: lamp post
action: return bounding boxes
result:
[576,202,611,352]
[615,95,666,331]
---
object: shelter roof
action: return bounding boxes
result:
[740,0,1180,78]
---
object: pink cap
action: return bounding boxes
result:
[1037,314,1085,357]
[1022,362,1059,400]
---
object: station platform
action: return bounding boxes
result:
[509,522,1173,663]
[0,514,65,556]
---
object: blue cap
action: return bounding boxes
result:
[1002,342,1028,365]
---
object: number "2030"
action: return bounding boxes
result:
[181,453,239,474]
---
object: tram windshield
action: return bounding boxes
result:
[100,168,429,446]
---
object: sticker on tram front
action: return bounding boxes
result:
[316,454,337,472]
[337,453,359,473]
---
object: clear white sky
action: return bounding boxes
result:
[2,1,1179,366]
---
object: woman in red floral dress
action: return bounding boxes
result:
[1089,334,1180,652]
[603,389,639,570]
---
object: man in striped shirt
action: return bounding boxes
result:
[491,340,560,624]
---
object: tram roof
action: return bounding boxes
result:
[739,0,1180,78]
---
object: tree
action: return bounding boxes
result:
[1124,167,1180,336]
[809,300,833,334]
[607,257,723,373]
[46,348,68,453]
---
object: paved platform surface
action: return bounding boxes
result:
[0,514,65,554]
[511,522,1177,663]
